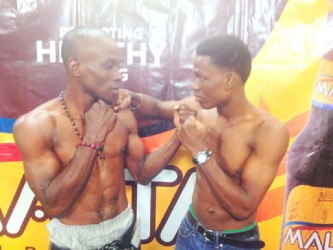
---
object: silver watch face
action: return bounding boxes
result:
[193,151,211,165]
[197,153,208,164]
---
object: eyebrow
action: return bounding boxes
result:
[106,58,120,63]
[103,58,122,67]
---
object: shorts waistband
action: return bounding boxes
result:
[50,219,135,250]
[48,206,134,249]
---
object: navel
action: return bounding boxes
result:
[208,207,215,214]
[99,210,104,217]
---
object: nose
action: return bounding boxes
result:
[113,70,122,82]
[191,77,200,91]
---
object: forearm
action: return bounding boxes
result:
[138,132,181,184]
[42,146,98,217]
[129,91,175,120]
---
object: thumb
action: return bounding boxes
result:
[174,106,181,130]
[113,89,131,111]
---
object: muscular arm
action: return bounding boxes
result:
[14,114,98,218]
[121,89,196,120]
[121,109,181,185]
[128,91,176,119]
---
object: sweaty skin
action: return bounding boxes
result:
[13,28,180,226]
[127,55,289,231]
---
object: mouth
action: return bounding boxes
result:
[110,88,119,96]
[194,95,202,102]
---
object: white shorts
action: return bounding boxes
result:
[47,206,134,250]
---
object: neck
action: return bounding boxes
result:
[62,86,96,115]
[217,91,250,122]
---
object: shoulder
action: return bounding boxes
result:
[117,106,136,120]
[13,100,58,143]
[14,100,57,129]
[253,110,290,150]
[256,112,288,136]
[116,107,137,132]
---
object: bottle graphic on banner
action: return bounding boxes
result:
[281,4,333,249]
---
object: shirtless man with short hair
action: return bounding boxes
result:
[13,27,180,250]
[126,35,290,249]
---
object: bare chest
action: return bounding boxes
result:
[53,118,128,167]
[202,117,256,177]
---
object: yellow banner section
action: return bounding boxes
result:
[247,0,326,122]
[282,185,333,249]
[0,132,14,143]
[0,162,50,249]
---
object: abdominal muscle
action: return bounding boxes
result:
[58,156,129,225]
[192,173,256,231]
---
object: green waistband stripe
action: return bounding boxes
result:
[222,221,256,234]
[189,203,198,220]
[189,204,256,234]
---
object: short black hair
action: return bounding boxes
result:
[61,27,109,70]
[196,35,252,83]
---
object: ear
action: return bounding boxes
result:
[224,71,236,90]
[68,58,82,77]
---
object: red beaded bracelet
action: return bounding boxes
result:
[79,141,105,159]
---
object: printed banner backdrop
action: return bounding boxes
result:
[0,0,330,249]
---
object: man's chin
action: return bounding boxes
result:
[199,102,214,110]
[195,99,208,109]
[101,91,118,105]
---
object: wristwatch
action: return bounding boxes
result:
[192,150,212,165]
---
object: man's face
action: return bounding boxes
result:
[191,55,231,109]
[78,37,123,104]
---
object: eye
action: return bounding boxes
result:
[105,62,115,69]
[196,75,205,82]
[193,73,204,82]
[104,59,120,70]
